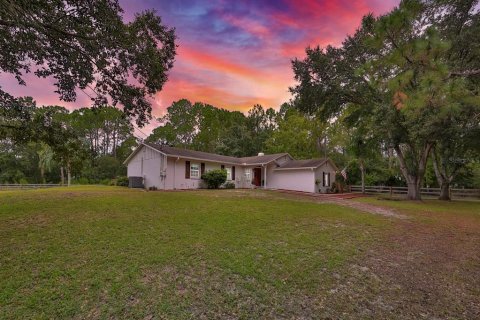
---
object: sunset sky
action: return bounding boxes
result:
[0,0,399,133]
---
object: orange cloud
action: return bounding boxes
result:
[153,78,283,115]
[178,45,278,82]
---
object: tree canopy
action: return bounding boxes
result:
[290,0,480,199]
[147,100,280,157]
[0,0,176,126]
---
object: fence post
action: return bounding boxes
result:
[390,186,393,197]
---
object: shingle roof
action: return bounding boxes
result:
[144,142,288,165]
[275,158,328,169]
[239,153,290,165]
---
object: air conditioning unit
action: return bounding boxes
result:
[128,176,144,188]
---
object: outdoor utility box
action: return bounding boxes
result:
[128,176,144,189]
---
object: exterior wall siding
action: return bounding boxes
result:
[315,162,337,193]
[164,157,251,190]
[126,145,166,189]
[126,151,142,177]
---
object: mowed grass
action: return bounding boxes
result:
[358,196,480,216]
[0,186,389,319]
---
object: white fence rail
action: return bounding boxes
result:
[0,184,65,190]
[350,185,480,199]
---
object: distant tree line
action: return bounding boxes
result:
[1,95,478,192]
[0,103,136,185]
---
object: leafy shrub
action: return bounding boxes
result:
[116,176,129,187]
[73,177,90,185]
[148,186,158,191]
[223,181,235,189]
[93,156,125,180]
[330,181,344,193]
[201,169,227,189]
[99,178,111,185]
[0,169,25,184]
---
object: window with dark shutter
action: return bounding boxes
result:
[221,165,225,170]
[327,172,331,187]
[201,163,205,176]
[185,161,190,179]
[232,166,235,180]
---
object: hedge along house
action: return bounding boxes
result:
[124,142,338,193]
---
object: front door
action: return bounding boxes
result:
[253,168,261,186]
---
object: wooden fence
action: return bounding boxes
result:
[350,185,480,199]
[0,184,65,190]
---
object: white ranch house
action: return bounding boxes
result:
[124,143,338,193]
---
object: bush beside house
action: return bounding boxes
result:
[201,169,227,189]
[223,181,235,189]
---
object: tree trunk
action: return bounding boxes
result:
[67,162,71,186]
[394,143,433,201]
[439,182,450,200]
[60,166,65,185]
[432,150,451,201]
[40,167,46,184]
[388,147,395,169]
[359,160,366,194]
[406,180,422,200]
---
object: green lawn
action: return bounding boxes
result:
[0,186,388,319]
[1,187,479,319]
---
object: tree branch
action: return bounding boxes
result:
[394,144,412,183]
[449,69,480,77]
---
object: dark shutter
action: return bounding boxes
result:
[221,165,225,170]
[185,161,190,179]
[322,172,325,187]
[201,163,205,176]
[327,172,330,187]
[232,166,235,180]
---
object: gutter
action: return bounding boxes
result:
[273,167,319,171]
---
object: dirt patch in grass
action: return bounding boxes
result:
[262,189,406,219]
[321,201,480,319]
[324,199,407,219]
